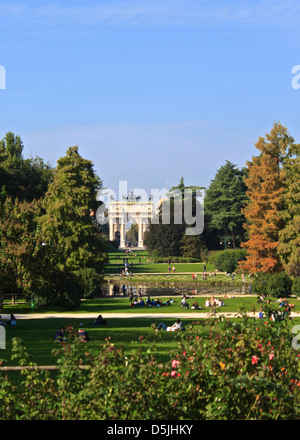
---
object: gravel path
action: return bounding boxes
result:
[4,311,300,320]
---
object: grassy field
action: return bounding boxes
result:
[72,296,288,314]
[1,316,203,367]
[1,251,298,370]
[1,296,299,368]
[104,250,215,274]
[3,314,300,368]
[4,295,296,316]
[104,272,248,285]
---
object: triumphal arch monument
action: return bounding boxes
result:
[108,200,154,249]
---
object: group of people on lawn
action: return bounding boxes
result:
[258,296,294,322]
[53,290,227,343]
[54,314,107,343]
[130,295,175,307]
[181,294,225,310]
[0,314,16,327]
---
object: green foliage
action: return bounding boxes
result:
[40,146,106,272]
[144,198,186,257]
[252,272,293,298]
[214,249,247,273]
[1,316,300,420]
[278,143,300,277]
[0,132,53,202]
[145,177,204,258]
[180,234,207,260]
[36,146,108,307]
[251,273,272,296]
[0,197,44,298]
[204,161,248,249]
[0,139,108,309]
[207,250,223,265]
[149,256,202,263]
[77,267,104,299]
[266,272,292,298]
[292,277,300,297]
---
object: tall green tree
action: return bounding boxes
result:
[39,146,107,274]
[204,161,248,249]
[144,178,205,257]
[0,197,43,308]
[144,198,185,257]
[180,234,207,260]
[169,176,204,198]
[37,146,108,308]
[278,142,300,277]
[0,132,53,202]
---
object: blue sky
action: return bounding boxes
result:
[1,0,300,198]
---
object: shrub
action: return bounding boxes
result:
[214,249,247,273]
[251,273,272,296]
[154,257,201,263]
[266,272,292,298]
[207,250,223,266]
[77,267,103,299]
[53,271,82,309]
[291,277,300,297]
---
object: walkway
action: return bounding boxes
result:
[4,311,300,320]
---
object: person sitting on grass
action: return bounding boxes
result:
[78,328,90,342]
[54,327,68,342]
[191,301,203,310]
[181,297,189,309]
[6,314,16,326]
[157,319,186,332]
[94,314,106,325]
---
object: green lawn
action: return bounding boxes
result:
[1,250,298,381]
[77,296,268,314]
[1,317,202,367]
[1,295,299,368]
[105,262,215,274]
[3,314,299,368]
[104,273,249,286]
[5,295,295,316]
[104,250,214,274]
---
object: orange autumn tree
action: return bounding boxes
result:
[239,122,295,274]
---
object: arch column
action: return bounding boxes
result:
[138,219,147,248]
[109,216,116,241]
[119,218,126,248]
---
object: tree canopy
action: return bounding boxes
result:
[278,142,300,277]
[144,177,206,258]
[204,161,248,249]
[0,137,108,309]
[239,122,294,274]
